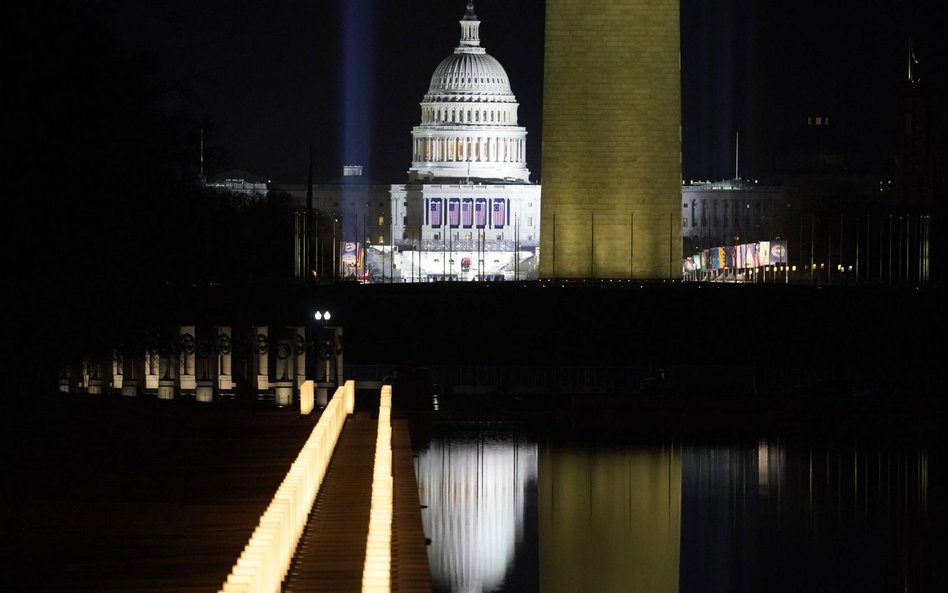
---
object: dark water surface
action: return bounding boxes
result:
[414,421,945,593]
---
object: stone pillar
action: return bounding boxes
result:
[86,356,106,395]
[58,361,77,393]
[314,325,343,408]
[178,325,197,396]
[216,326,236,397]
[157,329,178,400]
[194,327,215,403]
[273,327,295,408]
[292,326,306,392]
[333,326,345,386]
[121,345,142,397]
[111,349,124,393]
[81,358,90,392]
[254,325,270,399]
[145,349,160,393]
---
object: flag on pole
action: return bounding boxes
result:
[491,199,505,228]
[430,199,442,228]
[475,198,487,228]
[759,241,771,266]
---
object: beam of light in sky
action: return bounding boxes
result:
[342,0,376,171]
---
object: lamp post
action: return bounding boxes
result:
[311,310,335,408]
[314,309,333,382]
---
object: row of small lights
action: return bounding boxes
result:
[362,386,393,592]
[702,264,857,272]
[217,383,354,593]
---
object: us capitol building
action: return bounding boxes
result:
[279,2,541,282]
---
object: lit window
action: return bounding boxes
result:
[378,215,385,226]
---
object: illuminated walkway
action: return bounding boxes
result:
[280,414,432,593]
[282,412,375,591]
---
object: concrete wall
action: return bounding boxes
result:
[540,0,682,279]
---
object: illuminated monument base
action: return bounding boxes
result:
[540,0,682,279]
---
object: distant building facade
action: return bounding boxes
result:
[206,170,270,197]
[682,179,787,256]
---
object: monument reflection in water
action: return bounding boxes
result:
[417,426,931,593]
[415,424,538,593]
[539,442,682,593]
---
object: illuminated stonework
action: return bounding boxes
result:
[540,0,682,279]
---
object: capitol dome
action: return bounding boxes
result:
[408,2,530,183]
[427,52,513,97]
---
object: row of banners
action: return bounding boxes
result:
[684,240,788,272]
[426,197,510,229]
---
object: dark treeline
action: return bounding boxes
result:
[5,1,295,381]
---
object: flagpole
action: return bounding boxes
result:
[552,212,556,279]
[306,144,313,285]
[827,216,832,286]
[839,214,844,281]
[590,211,595,277]
[810,215,815,284]
[856,216,860,281]
[630,210,634,279]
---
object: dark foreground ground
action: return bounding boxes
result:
[3,385,946,592]
[1,393,316,593]
[3,281,946,590]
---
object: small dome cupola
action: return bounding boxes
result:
[459,1,481,50]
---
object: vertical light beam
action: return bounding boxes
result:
[342,0,376,170]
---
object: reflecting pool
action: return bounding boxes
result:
[415,423,939,593]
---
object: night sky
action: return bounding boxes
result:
[62,0,948,183]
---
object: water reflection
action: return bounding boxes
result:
[539,442,682,593]
[416,428,933,593]
[681,440,930,593]
[415,423,538,593]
